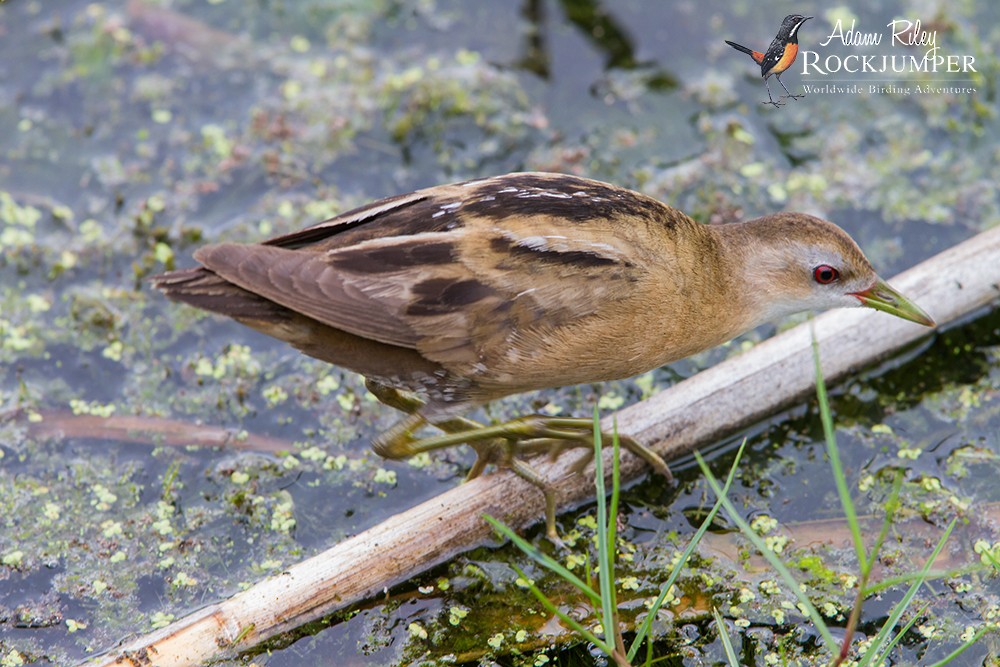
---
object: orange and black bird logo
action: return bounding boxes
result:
[726,14,812,107]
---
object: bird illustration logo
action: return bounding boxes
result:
[725,14,812,107]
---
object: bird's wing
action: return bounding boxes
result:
[193,222,646,370]
[193,241,423,349]
[193,173,690,370]
[760,38,784,74]
[261,190,431,249]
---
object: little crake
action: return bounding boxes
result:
[155,172,933,536]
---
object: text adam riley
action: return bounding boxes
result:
[800,18,977,75]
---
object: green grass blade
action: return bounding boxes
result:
[696,450,840,655]
[627,439,749,662]
[592,407,617,648]
[609,418,621,568]
[482,515,603,607]
[925,627,989,667]
[867,471,904,571]
[858,518,957,667]
[712,607,741,666]
[865,565,985,595]
[864,605,925,667]
[510,563,612,653]
[812,335,867,570]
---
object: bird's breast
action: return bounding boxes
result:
[772,42,799,73]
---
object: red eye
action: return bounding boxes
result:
[813,265,839,284]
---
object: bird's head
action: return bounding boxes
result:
[732,213,934,328]
[782,14,813,39]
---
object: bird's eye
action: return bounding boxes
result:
[813,265,839,284]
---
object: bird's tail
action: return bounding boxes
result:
[725,40,766,66]
[724,40,754,56]
[152,267,289,322]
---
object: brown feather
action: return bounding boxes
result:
[193,243,422,349]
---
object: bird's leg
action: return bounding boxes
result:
[365,378,484,437]
[377,415,564,539]
[364,381,671,539]
[374,414,672,482]
[364,378,500,480]
[762,78,784,107]
[776,74,804,100]
[364,377,430,415]
[365,382,564,539]
[516,418,673,481]
[506,455,562,542]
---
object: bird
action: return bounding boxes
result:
[726,14,812,107]
[153,172,934,538]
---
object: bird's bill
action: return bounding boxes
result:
[852,279,935,326]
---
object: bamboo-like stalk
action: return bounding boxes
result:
[87,226,1000,666]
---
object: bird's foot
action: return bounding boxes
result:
[762,98,785,108]
[782,93,805,100]
[372,413,566,539]
[502,416,673,482]
[372,410,673,484]
[392,414,672,483]
[364,379,560,536]
[369,405,672,540]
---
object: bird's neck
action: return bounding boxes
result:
[701,220,798,333]
[632,220,769,363]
